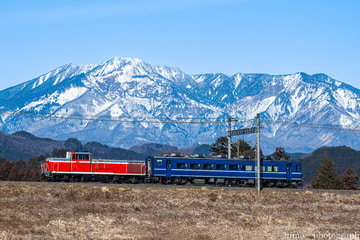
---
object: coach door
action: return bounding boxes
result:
[286,164,292,180]
[166,160,172,177]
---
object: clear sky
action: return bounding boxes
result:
[1,0,359,91]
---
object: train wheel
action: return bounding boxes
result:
[161,177,168,184]
[64,175,69,182]
[225,179,236,187]
[174,177,187,185]
[161,177,173,184]
[150,177,160,183]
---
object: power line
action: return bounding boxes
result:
[2,109,360,132]
[7,110,231,120]
[263,120,360,132]
[0,110,254,124]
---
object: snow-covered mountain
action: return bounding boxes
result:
[1,56,360,153]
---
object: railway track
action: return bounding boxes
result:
[1,181,359,195]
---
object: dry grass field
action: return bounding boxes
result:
[0,183,359,240]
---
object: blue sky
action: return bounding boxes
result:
[1,0,359,91]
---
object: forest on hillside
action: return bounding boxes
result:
[301,146,360,184]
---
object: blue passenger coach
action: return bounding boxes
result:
[149,155,302,187]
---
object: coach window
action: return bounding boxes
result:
[296,165,301,172]
[157,160,162,165]
[245,165,252,171]
[203,164,213,170]
[216,164,226,170]
[255,166,266,171]
[176,163,187,169]
[267,166,274,172]
[229,165,239,171]
[274,166,279,172]
[189,163,200,169]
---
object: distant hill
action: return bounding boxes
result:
[130,143,178,156]
[130,143,211,157]
[301,146,360,184]
[0,131,64,161]
[288,152,306,161]
[0,130,145,161]
[179,144,211,157]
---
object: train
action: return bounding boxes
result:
[41,151,302,187]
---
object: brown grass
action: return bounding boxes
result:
[0,184,359,239]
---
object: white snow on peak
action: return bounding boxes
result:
[334,81,342,87]
[21,87,88,111]
[221,94,228,100]
[57,87,88,105]
[193,75,206,83]
[234,74,243,90]
[31,63,98,89]
[211,75,224,89]
[335,88,359,110]
[155,65,185,81]
[282,73,302,90]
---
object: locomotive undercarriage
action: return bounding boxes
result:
[42,173,146,184]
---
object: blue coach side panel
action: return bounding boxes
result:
[151,156,302,185]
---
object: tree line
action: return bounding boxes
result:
[0,157,42,181]
[210,136,289,160]
[311,155,359,190]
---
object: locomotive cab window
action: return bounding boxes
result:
[176,163,187,169]
[216,164,226,170]
[203,164,213,170]
[77,154,90,160]
[229,165,239,171]
[189,163,200,169]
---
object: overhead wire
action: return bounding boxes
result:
[0,110,255,124]
[262,120,360,132]
[1,109,360,131]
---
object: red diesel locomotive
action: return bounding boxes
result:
[41,151,146,182]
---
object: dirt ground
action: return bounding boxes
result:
[0,183,359,240]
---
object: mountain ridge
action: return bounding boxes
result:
[1,57,360,153]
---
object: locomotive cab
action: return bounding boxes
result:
[67,152,92,173]
[67,152,91,161]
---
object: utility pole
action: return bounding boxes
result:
[256,113,261,192]
[228,117,232,159]
[228,113,261,191]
